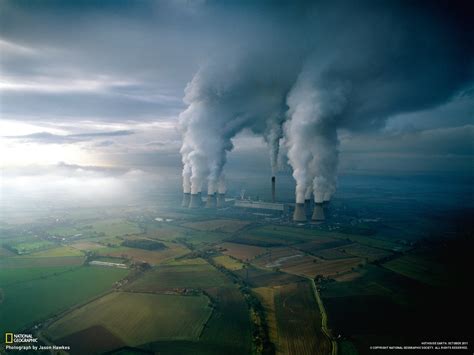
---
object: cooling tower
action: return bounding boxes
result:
[205,193,217,208]
[181,192,191,207]
[189,193,202,208]
[293,203,307,222]
[271,176,276,203]
[304,199,312,215]
[312,203,325,221]
[217,193,226,208]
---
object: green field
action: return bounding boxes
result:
[3,239,55,255]
[0,256,84,268]
[234,265,304,288]
[91,218,142,237]
[47,292,212,346]
[199,287,252,354]
[0,266,128,335]
[273,281,331,355]
[0,265,80,287]
[126,261,231,292]
[383,254,448,287]
[47,225,82,237]
[250,225,405,252]
[213,255,244,270]
[29,246,84,257]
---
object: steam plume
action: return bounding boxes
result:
[179,1,473,203]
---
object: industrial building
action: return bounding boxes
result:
[234,200,286,212]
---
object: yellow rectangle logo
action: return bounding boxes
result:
[5,333,13,344]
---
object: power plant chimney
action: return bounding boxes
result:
[293,203,307,222]
[205,193,217,208]
[189,193,202,208]
[312,203,325,221]
[182,192,191,207]
[217,193,226,208]
[271,176,276,203]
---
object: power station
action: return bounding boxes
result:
[181,175,326,223]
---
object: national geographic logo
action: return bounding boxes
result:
[4,332,38,344]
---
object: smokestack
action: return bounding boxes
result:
[312,203,325,222]
[189,193,202,208]
[217,193,226,208]
[271,176,276,203]
[181,193,191,207]
[205,193,217,208]
[293,203,307,222]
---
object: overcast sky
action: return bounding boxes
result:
[0,0,473,203]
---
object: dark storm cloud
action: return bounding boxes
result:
[0,0,473,176]
[5,129,134,144]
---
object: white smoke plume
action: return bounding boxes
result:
[179,51,299,195]
[264,115,285,176]
[178,1,473,202]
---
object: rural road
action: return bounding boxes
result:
[309,278,338,355]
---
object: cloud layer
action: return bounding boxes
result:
[0,0,472,202]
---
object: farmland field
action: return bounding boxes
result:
[199,286,252,354]
[146,224,228,246]
[47,292,212,347]
[234,266,303,288]
[218,242,267,261]
[182,219,251,233]
[70,241,105,251]
[295,239,352,254]
[90,218,142,237]
[29,245,84,257]
[253,287,279,351]
[0,265,79,286]
[181,231,228,246]
[0,255,84,268]
[213,255,244,270]
[252,247,302,268]
[142,224,188,241]
[0,266,128,335]
[273,281,331,355]
[96,243,188,265]
[383,254,448,287]
[311,247,352,260]
[126,260,231,292]
[281,256,364,278]
[144,286,253,355]
[0,247,15,257]
[47,225,82,237]
[340,243,393,262]
[3,239,55,254]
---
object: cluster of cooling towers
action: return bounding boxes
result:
[182,176,326,223]
[181,191,226,209]
[293,200,326,223]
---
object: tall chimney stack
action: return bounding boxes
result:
[293,203,307,222]
[182,193,191,207]
[271,176,276,203]
[205,193,217,208]
[217,193,226,208]
[189,193,202,208]
[312,203,325,221]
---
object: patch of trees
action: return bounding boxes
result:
[121,238,166,251]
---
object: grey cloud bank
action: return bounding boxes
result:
[0,0,473,200]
